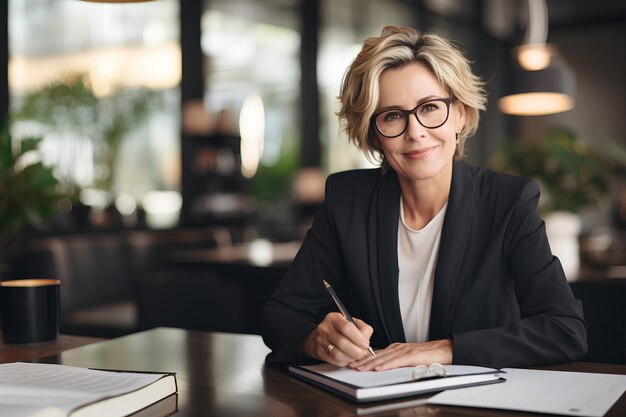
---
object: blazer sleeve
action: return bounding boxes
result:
[260,176,345,365]
[452,181,588,367]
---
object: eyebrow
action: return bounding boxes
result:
[376,95,445,113]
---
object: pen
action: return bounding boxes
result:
[322,280,376,357]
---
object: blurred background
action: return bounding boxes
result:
[0,0,624,363]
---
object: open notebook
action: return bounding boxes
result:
[288,363,505,403]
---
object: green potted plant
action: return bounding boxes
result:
[0,120,62,273]
[490,128,616,213]
[490,127,625,280]
[13,73,161,195]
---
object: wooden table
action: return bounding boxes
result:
[0,331,102,363]
[170,240,302,267]
[1,327,624,417]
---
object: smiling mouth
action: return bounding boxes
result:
[404,146,437,159]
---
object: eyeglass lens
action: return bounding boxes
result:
[411,363,448,381]
[375,99,450,137]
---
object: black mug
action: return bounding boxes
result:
[0,279,60,343]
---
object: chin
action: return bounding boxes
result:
[394,160,451,182]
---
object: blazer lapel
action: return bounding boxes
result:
[368,170,406,344]
[429,161,475,340]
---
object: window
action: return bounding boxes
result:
[9,0,180,217]
[183,0,301,229]
[201,0,300,176]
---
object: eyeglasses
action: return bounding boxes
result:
[372,97,454,138]
[411,363,448,381]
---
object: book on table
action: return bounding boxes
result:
[0,362,178,417]
[288,362,505,403]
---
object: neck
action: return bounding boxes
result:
[398,163,452,230]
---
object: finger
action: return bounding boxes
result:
[347,354,376,369]
[355,341,453,371]
[334,341,371,363]
[332,316,372,350]
[352,342,398,364]
[355,353,404,371]
[331,319,372,357]
[308,314,342,358]
[349,350,389,370]
[324,343,360,367]
[350,343,404,370]
[315,312,345,346]
[371,351,410,371]
[354,318,374,339]
[316,313,368,363]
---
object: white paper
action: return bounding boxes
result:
[0,362,165,417]
[428,367,626,417]
[296,363,497,388]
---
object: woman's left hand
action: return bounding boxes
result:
[348,339,453,371]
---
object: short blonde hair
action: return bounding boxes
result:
[337,26,487,164]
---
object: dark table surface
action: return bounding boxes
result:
[2,327,624,417]
[0,330,102,363]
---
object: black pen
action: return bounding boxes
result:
[322,280,376,357]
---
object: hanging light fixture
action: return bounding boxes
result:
[498,55,575,116]
[498,0,575,116]
[516,0,550,71]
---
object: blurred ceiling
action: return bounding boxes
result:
[475,0,626,41]
[547,0,626,28]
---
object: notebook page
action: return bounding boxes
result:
[296,363,497,388]
[0,362,165,415]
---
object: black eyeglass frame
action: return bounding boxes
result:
[371,97,455,138]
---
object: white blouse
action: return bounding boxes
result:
[397,198,447,343]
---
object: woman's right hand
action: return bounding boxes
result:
[301,312,374,367]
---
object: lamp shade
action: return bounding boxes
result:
[498,56,576,116]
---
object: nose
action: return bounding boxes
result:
[405,113,427,140]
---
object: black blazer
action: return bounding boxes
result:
[261,161,587,368]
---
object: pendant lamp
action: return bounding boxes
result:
[498,55,575,116]
[498,0,575,116]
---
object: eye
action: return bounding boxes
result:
[382,111,404,122]
[419,101,442,113]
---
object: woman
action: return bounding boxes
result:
[260,26,587,370]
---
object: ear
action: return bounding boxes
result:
[454,101,466,131]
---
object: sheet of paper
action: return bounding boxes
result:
[428,368,626,417]
[0,403,64,417]
[0,362,164,416]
